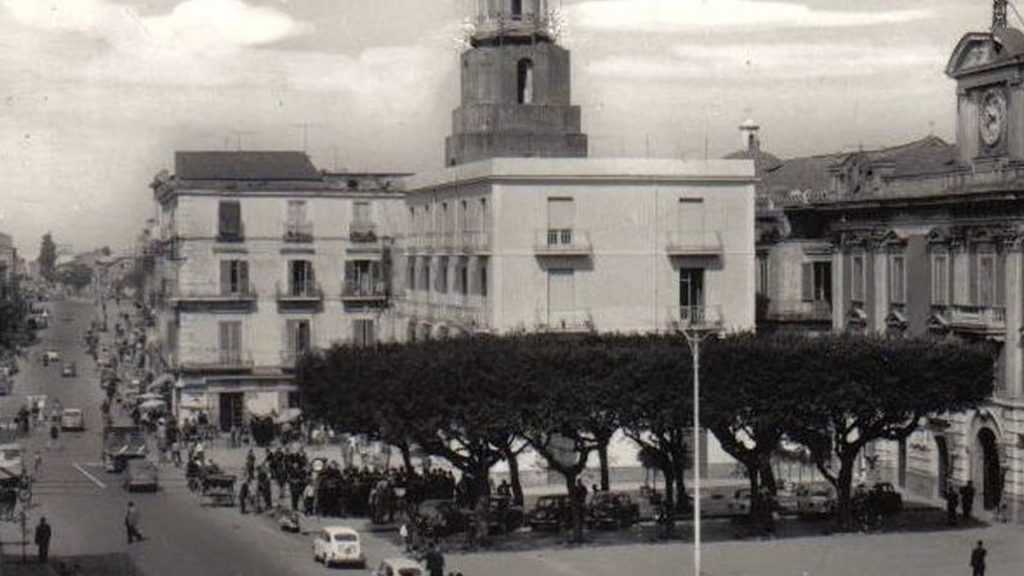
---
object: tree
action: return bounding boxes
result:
[37,233,56,282]
[783,335,994,529]
[0,278,33,354]
[57,262,93,294]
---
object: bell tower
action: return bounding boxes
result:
[444,0,588,166]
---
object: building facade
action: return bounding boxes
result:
[755,17,1024,521]
[149,152,407,430]
[0,232,15,298]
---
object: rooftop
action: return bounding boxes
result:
[175,151,321,181]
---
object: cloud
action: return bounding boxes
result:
[588,43,946,81]
[2,0,311,53]
[570,0,934,32]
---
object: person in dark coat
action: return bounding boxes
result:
[424,542,445,576]
[945,486,959,526]
[34,517,52,564]
[239,480,250,514]
[960,481,976,520]
[970,540,987,576]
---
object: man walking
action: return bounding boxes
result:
[125,502,144,543]
[946,486,959,526]
[960,481,976,521]
[970,540,987,576]
[34,517,51,564]
[424,542,445,576]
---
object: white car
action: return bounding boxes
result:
[372,558,424,576]
[60,408,85,431]
[313,526,365,568]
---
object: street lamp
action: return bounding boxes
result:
[679,305,720,576]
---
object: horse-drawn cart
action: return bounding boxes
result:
[201,474,237,507]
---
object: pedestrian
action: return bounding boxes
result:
[245,448,256,481]
[960,481,976,521]
[399,523,410,552]
[946,486,960,526]
[970,540,987,576]
[34,517,51,564]
[238,480,250,515]
[125,502,144,543]
[424,542,445,576]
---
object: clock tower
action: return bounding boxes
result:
[444,0,589,166]
[946,0,1024,166]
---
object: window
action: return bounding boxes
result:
[289,260,315,297]
[511,0,522,17]
[460,200,470,233]
[287,392,300,409]
[480,198,488,232]
[890,256,905,304]
[677,198,705,235]
[286,319,311,356]
[679,268,705,310]
[978,254,995,307]
[353,319,376,347]
[286,200,307,225]
[218,321,242,364]
[479,258,488,297]
[219,260,249,296]
[852,256,865,302]
[436,257,449,294]
[218,201,242,241]
[354,201,371,224]
[344,260,382,296]
[546,198,575,245]
[932,255,948,305]
[801,261,832,303]
[547,269,575,321]
[422,259,431,292]
[517,59,534,104]
[459,263,468,296]
[756,255,769,296]
[407,259,415,291]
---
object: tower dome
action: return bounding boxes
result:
[472,0,552,46]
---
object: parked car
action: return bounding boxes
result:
[526,494,573,532]
[795,485,836,518]
[60,408,85,431]
[372,558,424,576]
[486,495,525,534]
[123,459,159,492]
[312,526,365,568]
[868,482,903,516]
[727,488,753,515]
[61,361,77,378]
[587,491,641,529]
[411,499,470,538]
[43,350,60,364]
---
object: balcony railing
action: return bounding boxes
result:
[665,231,723,257]
[450,302,491,331]
[169,283,257,306]
[350,221,378,243]
[666,305,724,332]
[216,224,245,243]
[280,349,312,369]
[283,222,314,243]
[539,309,594,333]
[178,350,254,372]
[341,279,388,302]
[534,229,592,256]
[461,230,492,253]
[275,282,323,303]
[936,304,1006,336]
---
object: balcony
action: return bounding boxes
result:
[275,282,323,306]
[216,224,245,244]
[341,279,388,303]
[283,222,314,243]
[539,309,594,333]
[666,231,723,257]
[178,351,254,373]
[461,230,492,253]
[666,305,724,333]
[534,229,592,257]
[169,283,257,310]
[279,349,312,370]
[933,305,1006,338]
[350,221,379,244]
[449,302,491,332]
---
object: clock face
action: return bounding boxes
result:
[980,90,1007,147]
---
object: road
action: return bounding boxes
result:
[0,298,410,576]
[2,298,1023,576]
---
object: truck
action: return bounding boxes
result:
[102,425,147,473]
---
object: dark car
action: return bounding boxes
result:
[412,499,470,538]
[587,492,641,529]
[123,459,159,492]
[486,495,525,534]
[869,482,903,516]
[526,494,573,532]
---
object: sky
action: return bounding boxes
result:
[0,0,994,256]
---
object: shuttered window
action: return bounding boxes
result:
[218,321,242,364]
[932,255,948,305]
[547,198,575,245]
[353,320,375,347]
[219,260,249,295]
[218,201,242,241]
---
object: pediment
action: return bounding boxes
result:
[946,28,1024,79]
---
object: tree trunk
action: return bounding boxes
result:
[597,445,610,492]
[660,465,677,538]
[672,455,688,514]
[564,474,584,543]
[399,443,414,474]
[834,455,856,530]
[505,450,525,507]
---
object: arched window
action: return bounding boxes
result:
[511,0,523,18]
[517,58,534,104]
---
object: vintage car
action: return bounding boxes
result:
[60,408,85,431]
[867,482,904,516]
[726,488,753,516]
[795,484,836,519]
[372,557,424,576]
[411,499,470,538]
[61,362,77,378]
[312,526,365,568]
[586,491,641,529]
[123,459,159,492]
[526,494,573,532]
[486,495,525,534]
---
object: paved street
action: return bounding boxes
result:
[1,299,1022,576]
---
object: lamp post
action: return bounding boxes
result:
[679,305,718,576]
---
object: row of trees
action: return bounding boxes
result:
[296,332,994,538]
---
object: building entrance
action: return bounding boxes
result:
[219,392,243,432]
[974,428,1002,510]
[935,436,949,498]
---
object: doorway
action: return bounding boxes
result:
[975,428,1001,510]
[936,436,949,498]
[219,392,243,432]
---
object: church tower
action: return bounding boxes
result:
[444,0,589,166]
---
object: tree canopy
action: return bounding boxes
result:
[37,233,56,281]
